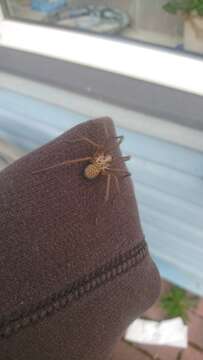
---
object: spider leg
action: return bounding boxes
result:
[107,167,131,177]
[67,137,103,149]
[105,135,124,153]
[113,175,120,194]
[122,173,131,178]
[112,136,124,144]
[114,155,131,162]
[103,122,110,139]
[33,156,91,174]
[105,174,111,203]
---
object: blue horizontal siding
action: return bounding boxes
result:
[0,88,203,295]
[0,88,203,176]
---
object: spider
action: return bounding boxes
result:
[33,135,131,203]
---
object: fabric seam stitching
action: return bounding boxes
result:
[0,240,148,339]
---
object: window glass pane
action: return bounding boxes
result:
[2,0,203,56]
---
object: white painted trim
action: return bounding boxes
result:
[0,6,3,21]
[0,14,203,95]
[1,71,203,152]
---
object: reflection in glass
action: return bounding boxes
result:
[2,0,203,56]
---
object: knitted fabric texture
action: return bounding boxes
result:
[0,117,160,360]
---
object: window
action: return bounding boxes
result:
[0,1,203,96]
[2,0,203,57]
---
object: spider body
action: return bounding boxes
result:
[33,133,131,202]
[84,152,113,179]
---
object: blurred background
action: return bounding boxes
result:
[2,0,203,54]
[0,1,203,359]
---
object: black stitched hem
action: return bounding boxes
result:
[0,239,148,339]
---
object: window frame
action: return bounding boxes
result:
[0,3,203,96]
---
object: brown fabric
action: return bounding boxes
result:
[0,117,160,360]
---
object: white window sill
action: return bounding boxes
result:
[0,10,203,96]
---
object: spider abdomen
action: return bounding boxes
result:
[84,163,101,180]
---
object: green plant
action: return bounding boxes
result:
[163,0,203,16]
[160,286,196,322]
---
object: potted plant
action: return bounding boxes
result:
[163,0,203,54]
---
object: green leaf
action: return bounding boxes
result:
[163,0,203,14]
[197,3,203,15]
[160,286,196,323]
[163,2,179,14]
